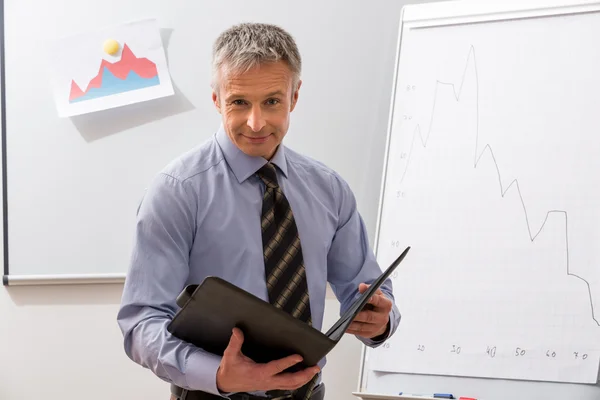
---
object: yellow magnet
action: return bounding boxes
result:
[103,39,120,55]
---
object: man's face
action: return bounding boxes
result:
[212,61,301,160]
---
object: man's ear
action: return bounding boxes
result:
[212,91,221,114]
[290,80,302,112]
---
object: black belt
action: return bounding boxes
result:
[170,382,324,400]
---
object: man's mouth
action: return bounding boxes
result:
[242,133,271,144]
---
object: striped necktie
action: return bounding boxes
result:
[256,162,317,400]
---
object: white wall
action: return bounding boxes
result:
[0,285,362,400]
[0,284,166,399]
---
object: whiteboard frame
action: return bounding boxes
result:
[2,273,125,286]
[357,0,600,394]
[1,0,7,286]
[2,272,339,305]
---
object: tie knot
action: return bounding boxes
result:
[257,163,279,189]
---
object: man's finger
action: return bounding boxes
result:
[224,327,244,357]
[346,321,380,335]
[264,354,303,376]
[354,310,373,323]
[353,310,387,325]
[359,283,385,297]
[346,326,377,337]
[346,329,366,336]
[367,293,392,310]
[346,321,369,333]
[272,367,320,390]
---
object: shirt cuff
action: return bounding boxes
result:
[370,320,391,343]
[358,305,399,347]
[184,349,227,397]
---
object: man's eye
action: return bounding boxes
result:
[266,98,280,105]
[232,100,246,106]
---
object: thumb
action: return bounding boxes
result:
[359,283,370,293]
[225,327,244,356]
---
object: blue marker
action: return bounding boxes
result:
[398,392,454,399]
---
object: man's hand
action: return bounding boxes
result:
[216,328,320,393]
[346,283,392,339]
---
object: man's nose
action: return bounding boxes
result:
[247,106,266,132]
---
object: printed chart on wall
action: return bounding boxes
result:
[48,18,174,117]
[370,8,600,384]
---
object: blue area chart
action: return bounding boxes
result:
[70,67,160,103]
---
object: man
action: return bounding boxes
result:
[117,22,400,400]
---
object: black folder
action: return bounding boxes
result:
[167,246,410,370]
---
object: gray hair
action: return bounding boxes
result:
[211,22,302,94]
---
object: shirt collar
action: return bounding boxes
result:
[215,125,288,183]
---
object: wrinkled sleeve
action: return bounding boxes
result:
[117,173,226,397]
[326,173,400,346]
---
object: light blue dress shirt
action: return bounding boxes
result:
[117,126,400,397]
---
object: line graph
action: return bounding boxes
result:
[397,45,599,326]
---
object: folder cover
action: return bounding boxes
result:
[167,246,410,370]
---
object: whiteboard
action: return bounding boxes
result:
[358,1,600,399]
[1,0,421,285]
